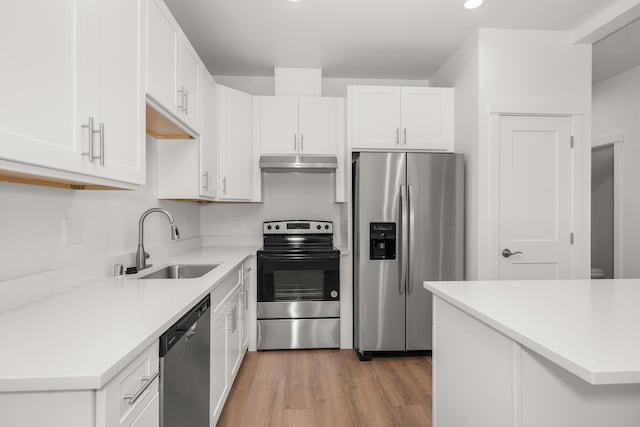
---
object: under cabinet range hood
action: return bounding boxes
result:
[259,155,338,173]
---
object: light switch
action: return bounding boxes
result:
[63,217,83,246]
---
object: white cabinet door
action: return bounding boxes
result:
[210,305,229,425]
[217,85,253,201]
[241,264,251,350]
[178,39,201,132]
[0,0,86,173]
[228,290,243,380]
[351,86,401,149]
[401,87,453,151]
[259,97,299,155]
[200,72,217,198]
[146,0,178,114]
[129,392,159,427]
[91,0,145,184]
[298,97,338,155]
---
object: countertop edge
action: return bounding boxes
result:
[425,281,640,386]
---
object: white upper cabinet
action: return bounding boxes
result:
[0,0,85,173]
[259,97,299,155]
[156,71,215,201]
[217,85,253,201]
[350,86,454,152]
[258,97,339,156]
[400,87,453,151]
[200,72,217,199]
[0,0,145,186]
[146,0,178,116]
[90,0,145,184]
[146,0,200,134]
[177,39,201,132]
[351,86,402,149]
[298,98,338,155]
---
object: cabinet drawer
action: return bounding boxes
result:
[211,266,242,312]
[97,341,160,427]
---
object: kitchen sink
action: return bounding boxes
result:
[140,264,219,279]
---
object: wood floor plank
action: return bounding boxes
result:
[217,350,432,427]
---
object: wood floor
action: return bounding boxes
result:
[217,350,432,427]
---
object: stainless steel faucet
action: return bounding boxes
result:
[136,208,180,271]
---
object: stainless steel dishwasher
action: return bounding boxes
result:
[160,295,211,427]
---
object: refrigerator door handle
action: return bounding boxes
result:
[400,184,408,294]
[408,184,415,293]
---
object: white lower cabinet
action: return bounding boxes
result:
[210,263,250,426]
[96,342,160,427]
[129,393,159,427]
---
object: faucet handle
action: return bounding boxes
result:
[144,251,150,259]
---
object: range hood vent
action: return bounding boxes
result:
[259,155,338,173]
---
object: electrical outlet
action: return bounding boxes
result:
[63,217,83,246]
[232,216,240,228]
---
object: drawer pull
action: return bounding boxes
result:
[123,371,159,405]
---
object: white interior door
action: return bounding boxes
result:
[259,96,299,155]
[499,115,573,280]
[298,97,337,155]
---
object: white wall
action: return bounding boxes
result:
[201,172,344,245]
[0,135,201,282]
[592,65,640,278]
[431,29,592,280]
[214,75,429,97]
[477,29,593,280]
[430,32,480,280]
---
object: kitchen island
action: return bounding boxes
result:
[425,279,640,427]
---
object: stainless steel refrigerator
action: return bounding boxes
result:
[353,152,464,360]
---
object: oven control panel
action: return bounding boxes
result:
[264,220,333,234]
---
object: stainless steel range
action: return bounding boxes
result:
[257,220,340,350]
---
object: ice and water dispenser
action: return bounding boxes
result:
[369,223,396,260]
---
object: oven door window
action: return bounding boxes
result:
[258,257,339,302]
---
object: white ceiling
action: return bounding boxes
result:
[165,0,617,79]
[593,18,640,84]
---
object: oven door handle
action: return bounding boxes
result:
[258,254,340,261]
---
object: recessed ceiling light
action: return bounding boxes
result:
[464,0,483,9]
[288,0,301,2]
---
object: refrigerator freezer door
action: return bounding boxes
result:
[355,152,407,352]
[406,153,464,350]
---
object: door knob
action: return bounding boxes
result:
[502,248,523,258]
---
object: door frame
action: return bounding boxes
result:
[486,104,590,280]
[592,133,624,278]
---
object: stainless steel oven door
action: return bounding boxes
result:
[257,253,340,302]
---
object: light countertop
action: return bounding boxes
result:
[425,279,640,385]
[0,246,256,392]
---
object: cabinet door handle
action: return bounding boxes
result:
[81,117,95,163]
[403,128,407,145]
[97,122,104,166]
[203,171,209,191]
[294,134,297,151]
[300,134,304,152]
[396,127,400,145]
[185,90,189,115]
[244,288,248,309]
[123,371,159,406]
[177,87,184,112]
[222,177,227,195]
